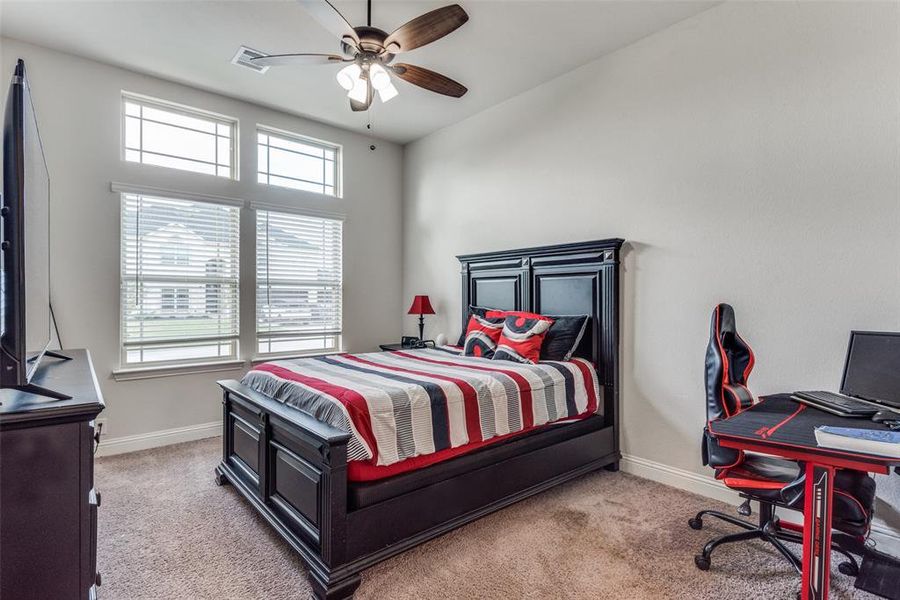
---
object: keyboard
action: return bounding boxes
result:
[792,391,879,417]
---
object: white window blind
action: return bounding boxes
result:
[256,210,342,356]
[121,193,240,366]
[257,127,339,197]
[123,93,237,179]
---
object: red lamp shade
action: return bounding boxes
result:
[407,295,435,315]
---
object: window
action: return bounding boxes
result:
[256,210,342,356]
[120,193,240,366]
[257,127,339,197]
[123,93,236,179]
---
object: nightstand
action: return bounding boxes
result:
[379,343,407,351]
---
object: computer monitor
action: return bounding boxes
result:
[840,331,900,409]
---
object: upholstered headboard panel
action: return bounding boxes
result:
[458,239,623,422]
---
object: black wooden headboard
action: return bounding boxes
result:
[457,239,624,424]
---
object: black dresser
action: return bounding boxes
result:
[0,349,104,599]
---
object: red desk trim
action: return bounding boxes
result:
[715,435,891,475]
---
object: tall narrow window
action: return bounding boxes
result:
[123,93,237,179]
[256,210,342,356]
[257,126,340,197]
[120,193,240,366]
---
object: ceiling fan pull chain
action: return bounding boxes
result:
[367,106,377,151]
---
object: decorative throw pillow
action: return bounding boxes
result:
[462,314,505,358]
[486,310,588,362]
[493,314,554,364]
[455,305,498,346]
[540,315,590,361]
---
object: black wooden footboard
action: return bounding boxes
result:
[216,380,618,599]
[214,380,358,598]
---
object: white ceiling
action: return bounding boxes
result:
[0,1,717,143]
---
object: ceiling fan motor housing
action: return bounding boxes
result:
[343,26,395,64]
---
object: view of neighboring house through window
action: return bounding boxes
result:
[160,288,190,312]
[257,126,340,196]
[120,193,240,366]
[256,209,343,356]
[123,93,237,179]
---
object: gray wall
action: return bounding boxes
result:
[402,1,900,514]
[0,38,403,439]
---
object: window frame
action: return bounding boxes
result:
[121,91,239,180]
[117,188,243,369]
[256,124,342,198]
[253,206,344,360]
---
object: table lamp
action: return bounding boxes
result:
[407,295,435,341]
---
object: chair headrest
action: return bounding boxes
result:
[705,303,755,421]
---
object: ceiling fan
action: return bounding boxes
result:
[250,0,469,112]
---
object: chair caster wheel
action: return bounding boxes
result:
[688,517,703,530]
[738,500,752,517]
[838,561,859,577]
[694,554,711,571]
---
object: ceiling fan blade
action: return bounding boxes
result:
[251,53,346,67]
[391,63,467,98]
[298,0,360,50]
[382,4,468,54]
[350,78,373,112]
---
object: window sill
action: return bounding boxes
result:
[250,350,344,366]
[112,359,247,382]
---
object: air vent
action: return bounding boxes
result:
[231,46,270,74]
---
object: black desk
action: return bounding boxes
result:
[709,394,899,600]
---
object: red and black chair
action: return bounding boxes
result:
[689,303,876,577]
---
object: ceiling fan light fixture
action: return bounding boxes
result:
[378,81,399,103]
[347,75,369,103]
[336,63,362,91]
[369,63,391,91]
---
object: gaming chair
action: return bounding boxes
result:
[689,304,877,578]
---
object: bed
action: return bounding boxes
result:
[215,238,623,599]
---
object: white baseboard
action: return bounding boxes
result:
[621,453,741,505]
[96,421,221,457]
[620,452,900,541]
[95,423,899,541]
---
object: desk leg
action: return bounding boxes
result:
[801,463,835,600]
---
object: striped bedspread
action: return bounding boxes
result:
[241,346,601,468]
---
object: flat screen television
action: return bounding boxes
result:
[1,59,69,400]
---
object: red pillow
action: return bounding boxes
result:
[493,314,554,364]
[462,314,505,358]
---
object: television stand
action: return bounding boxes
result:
[9,382,71,400]
[8,351,73,400]
[0,349,104,599]
[43,350,71,361]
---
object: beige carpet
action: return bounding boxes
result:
[96,438,876,599]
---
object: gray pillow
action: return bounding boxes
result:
[540,315,590,361]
